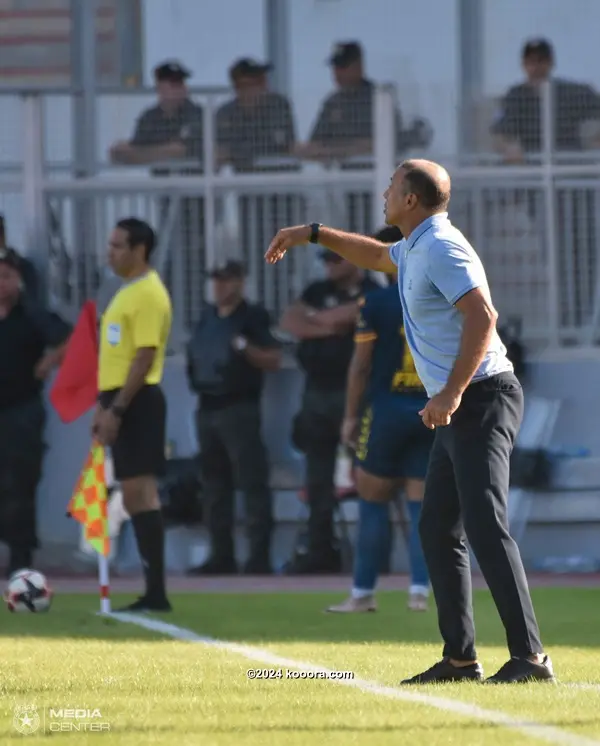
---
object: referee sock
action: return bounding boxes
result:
[131,509,167,601]
[352,499,389,597]
[406,500,429,594]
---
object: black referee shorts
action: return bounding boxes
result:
[98,385,167,481]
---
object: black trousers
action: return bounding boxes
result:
[419,372,543,661]
[293,386,346,557]
[0,397,46,553]
[196,400,273,564]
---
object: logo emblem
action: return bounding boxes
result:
[13,705,40,735]
[106,323,121,346]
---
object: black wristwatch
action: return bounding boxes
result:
[308,222,321,244]
[111,404,126,418]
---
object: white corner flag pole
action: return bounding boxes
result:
[98,446,113,614]
[98,552,111,614]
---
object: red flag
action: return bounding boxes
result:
[50,300,98,423]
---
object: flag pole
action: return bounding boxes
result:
[98,552,111,614]
[99,445,112,614]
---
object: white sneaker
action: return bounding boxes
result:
[325,595,377,613]
[408,592,428,612]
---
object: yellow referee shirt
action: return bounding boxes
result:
[99,270,172,391]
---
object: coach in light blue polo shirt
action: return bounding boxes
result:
[265,158,554,687]
[388,212,512,398]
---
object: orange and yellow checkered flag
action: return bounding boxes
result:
[67,442,110,557]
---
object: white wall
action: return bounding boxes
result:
[483,0,600,95]
[142,0,266,86]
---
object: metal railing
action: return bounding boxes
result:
[2,81,600,350]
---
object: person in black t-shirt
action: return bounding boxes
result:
[0,248,71,577]
[491,38,600,162]
[186,260,282,575]
[109,61,204,172]
[216,58,296,174]
[280,249,380,574]
[110,61,206,327]
[491,39,600,327]
[296,42,431,234]
[217,58,299,315]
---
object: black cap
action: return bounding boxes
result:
[209,260,246,280]
[229,58,273,80]
[328,41,363,67]
[522,38,554,60]
[153,60,191,82]
[0,247,22,272]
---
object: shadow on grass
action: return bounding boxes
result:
[0,589,598,649]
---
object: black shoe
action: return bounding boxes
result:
[187,557,238,576]
[242,558,272,575]
[484,655,555,684]
[114,596,172,613]
[400,658,484,685]
[283,550,342,575]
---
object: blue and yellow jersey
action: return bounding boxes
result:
[354,284,426,404]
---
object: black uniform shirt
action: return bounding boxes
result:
[310,79,376,145]
[309,79,410,157]
[297,275,380,388]
[491,78,600,152]
[186,300,280,409]
[0,300,71,410]
[131,99,204,173]
[215,92,296,172]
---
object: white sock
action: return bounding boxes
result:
[410,584,430,596]
[352,588,374,599]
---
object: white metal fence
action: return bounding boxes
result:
[1,83,600,350]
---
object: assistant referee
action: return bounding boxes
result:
[94,218,172,613]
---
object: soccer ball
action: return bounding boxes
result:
[4,569,52,612]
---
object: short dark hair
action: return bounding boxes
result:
[401,161,451,211]
[522,38,553,62]
[116,218,156,261]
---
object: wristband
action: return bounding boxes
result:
[308,223,321,244]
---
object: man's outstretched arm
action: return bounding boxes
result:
[265,224,397,274]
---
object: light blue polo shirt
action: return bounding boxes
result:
[389,213,512,398]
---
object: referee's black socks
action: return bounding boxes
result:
[131,509,167,602]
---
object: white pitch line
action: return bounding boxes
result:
[106,611,600,746]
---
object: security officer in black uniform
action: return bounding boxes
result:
[280,234,380,574]
[109,61,205,324]
[295,42,431,234]
[216,58,299,315]
[216,58,296,173]
[0,248,71,577]
[186,260,282,575]
[109,60,203,170]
